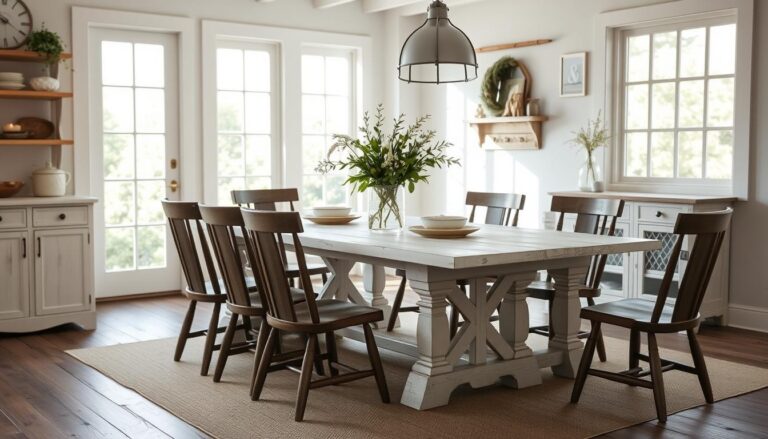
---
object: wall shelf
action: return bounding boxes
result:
[0,139,74,146]
[0,90,73,101]
[0,50,72,63]
[468,116,548,150]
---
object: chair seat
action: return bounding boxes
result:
[580,298,693,332]
[268,299,383,333]
[526,280,600,301]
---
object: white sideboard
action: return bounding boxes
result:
[0,196,97,333]
[549,191,736,324]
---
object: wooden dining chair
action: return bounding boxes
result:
[387,191,526,333]
[241,208,390,422]
[527,196,625,362]
[198,205,308,383]
[571,209,732,423]
[231,188,330,286]
[163,200,230,376]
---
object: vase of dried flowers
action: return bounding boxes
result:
[573,111,609,192]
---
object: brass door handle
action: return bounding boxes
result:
[169,180,179,193]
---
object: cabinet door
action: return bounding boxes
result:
[0,231,29,320]
[599,221,632,300]
[637,223,687,303]
[34,229,91,316]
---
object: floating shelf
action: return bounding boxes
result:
[0,90,72,100]
[0,50,72,63]
[0,139,74,146]
[468,116,549,150]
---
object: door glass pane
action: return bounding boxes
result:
[244,50,270,92]
[325,56,350,96]
[244,92,270,134]
[101,40,168,273]
[678,131,703,178]
[217,91,244,132]
[302,55,325,94]
[652,31,677,80]
[245,135,271,176]
[302,95,326,134]
[217,48,244,91]
[302,135,325,174]
[626,35,649,82]
[679,27,705,78]
[709,24,736,75]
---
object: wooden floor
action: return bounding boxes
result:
[1,293,767,439]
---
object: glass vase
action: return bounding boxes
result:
[578,154,604,192]
[368,185,404,231]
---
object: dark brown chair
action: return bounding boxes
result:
[231,188,330,286]
[163,200,232,376]
[571,209,732,423]
[527,196,625,362]
[387,191,526,333]
[242,208,390,422]
[198,205,307,383]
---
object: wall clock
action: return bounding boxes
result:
[0,0,32,49]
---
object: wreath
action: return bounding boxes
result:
[481,56,532,116]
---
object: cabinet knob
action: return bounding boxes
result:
[655,211,663,218]
[59,213,66,220]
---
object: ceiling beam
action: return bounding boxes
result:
[397,0,486,16]
[312,0,357,8]
[362,0,424,13]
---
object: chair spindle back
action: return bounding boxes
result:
[466,191,526,226]
[231,188,299,211]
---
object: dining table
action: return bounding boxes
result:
[281,217,661,410]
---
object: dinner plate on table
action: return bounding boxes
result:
[409,225,480,239]
[303,214,361,225]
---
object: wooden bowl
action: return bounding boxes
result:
[0,180,24,198]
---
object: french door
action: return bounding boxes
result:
[90,28,181,297]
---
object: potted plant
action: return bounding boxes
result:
[573,111,609,192]
[317,104,460,231]
[26,25,66,91]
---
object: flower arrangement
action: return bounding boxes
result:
[316,104,459,229]
[572,111,609,190]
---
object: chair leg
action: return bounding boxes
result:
[629,329,641,370]
[174,300,196,362]
[242,315,254,342]
[585,297,607,362]
[571,321,600,404]
[200,301,221,376]
[252,327,277,401]
[363,323,390,404]
[547,298,555,339]
[321,272,328,284]
[687,329,714,404]
[386,275,408,332]
[295,334,318,422]
[647,333,668,423]
[213,313,239,383]
[249,319,270,397]
[325,331,339,377]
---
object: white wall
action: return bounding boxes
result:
[405,0,768,329]
[0,0,386,199]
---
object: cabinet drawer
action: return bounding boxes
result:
[637,204,684,223]
[0,209,26,229]
[33,206,89,227]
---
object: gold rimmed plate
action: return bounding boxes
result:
[303,214,361,225]
[409,225,480,239]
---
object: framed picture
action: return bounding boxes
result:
[560,52,587,97]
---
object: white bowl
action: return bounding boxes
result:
[29,76,60,92]
[312,206,352,217]
[421,215,468,229]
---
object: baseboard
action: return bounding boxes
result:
[96,290,182,303]
[728,304,768,333]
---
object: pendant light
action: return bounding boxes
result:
[398,0,478,84]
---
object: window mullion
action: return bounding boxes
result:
[702,26,711,178]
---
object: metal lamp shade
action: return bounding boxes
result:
[398,1,478,84]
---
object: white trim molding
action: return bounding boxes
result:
[593,0,754,199]
[728,304,768,333]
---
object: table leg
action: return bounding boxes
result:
[549,265,589,378]
[497,272,542,388]
[401,273,455,410]
[363,264,392,329]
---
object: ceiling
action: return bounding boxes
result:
[309,0,485,15]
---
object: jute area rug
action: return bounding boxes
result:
[68,333,768,439]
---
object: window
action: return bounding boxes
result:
[215,44,278,204]
[617,18,736,183]
[300,49,355,207]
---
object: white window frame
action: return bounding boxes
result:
[213,40,281,204]
[594,0,753,198]
[300,45,357,207]
[202,20,370,207]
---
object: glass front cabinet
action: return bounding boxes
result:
[555,195,733,324]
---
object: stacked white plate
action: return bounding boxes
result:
[0,72,25,90]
